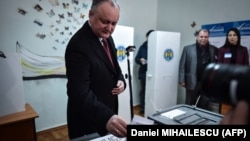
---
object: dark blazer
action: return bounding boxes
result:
[135,41,147,80]
[218,46,249,65]
[179,43,218,90]
[65,21,126,138]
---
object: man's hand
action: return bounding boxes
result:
[106,115,127,137]
[179,82,185,87]
[220,101,249,125]
[112,80,125,95]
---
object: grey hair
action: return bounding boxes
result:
[194,29,210,37]
[91,0,119,10]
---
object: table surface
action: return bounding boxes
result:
[0,103,39,125]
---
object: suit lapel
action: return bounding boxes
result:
[92,39,117,73]
[84,22,117,73]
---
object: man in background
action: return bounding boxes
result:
[179,29,218,110]
[135,29,154,114]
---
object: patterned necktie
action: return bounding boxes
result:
[102,39,114,66]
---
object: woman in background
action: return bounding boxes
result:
[218,27,249,114]
[218,28,249,65]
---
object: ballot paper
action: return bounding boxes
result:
[90,115,154,141]
[130,114,154,125]
[160,109,186,119]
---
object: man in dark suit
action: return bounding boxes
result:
[65,0,127,139]
[179,29,218,110]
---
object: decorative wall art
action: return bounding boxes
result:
[15,0,91,80]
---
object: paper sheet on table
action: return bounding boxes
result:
[130,114,154,125]
[90,115,154,141]
[160,109,186,119]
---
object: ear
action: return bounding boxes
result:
[89,9,94,17]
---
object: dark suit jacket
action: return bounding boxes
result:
[218,46,249,65]
[135,41,147,80]
[179,43,218,90]
[65,21,126,138]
